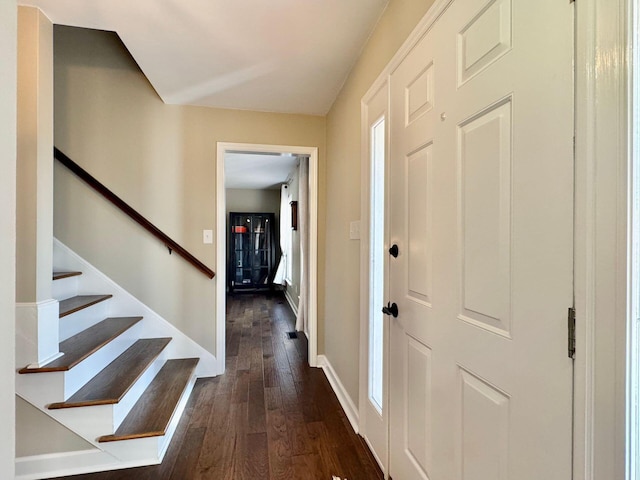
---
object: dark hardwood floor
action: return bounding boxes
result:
[50,292,382,480]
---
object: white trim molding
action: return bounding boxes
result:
[216,142,319,369]
[15,448,158,480]
[283,287,299,318]
[574,0,632,478]
[317,355,360,434]
[15,299,61,368]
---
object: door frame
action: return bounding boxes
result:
[574,0,632,477]
[216,142,319,372]
[358,0,634,477]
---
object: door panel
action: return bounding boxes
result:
[388,0,574,478]
[459,99,511,336]
[406,62,435,124]
[406,336,433,474]
[458,0,512,85]
[459,367,509,480]
[407,144,433,305]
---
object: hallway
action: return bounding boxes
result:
[50,293,381,480]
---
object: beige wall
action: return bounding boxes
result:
[0,0,16,476]
[323,0,435,403]
[54,26,326,356]
[226,188,280,220]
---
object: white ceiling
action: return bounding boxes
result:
[225,152,299,190]
[25,0,389,115]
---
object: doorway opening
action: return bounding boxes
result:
[216,142,318,373]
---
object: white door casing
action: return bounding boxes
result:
[573,0,631,478]
[387,0,574,479]
[216,142,319,372]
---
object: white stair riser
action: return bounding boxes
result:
[59,301,111,341]
[17,373,64,407]
[52,276,80,301]
[62,322,143,398]
[100,437,160,464]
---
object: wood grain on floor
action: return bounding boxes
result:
[49,292,382,480]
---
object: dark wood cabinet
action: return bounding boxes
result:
[229,212,276,292]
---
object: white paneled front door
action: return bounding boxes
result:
[387,0,574,478]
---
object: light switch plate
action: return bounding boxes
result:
[203,229,213,244]
[349,220,361,240]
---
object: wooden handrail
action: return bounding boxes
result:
[54,147,215,279]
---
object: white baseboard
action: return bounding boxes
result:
[14,448,159,480]
[363,434,386,475]
[316,355,359,434]
[284,287,298,317]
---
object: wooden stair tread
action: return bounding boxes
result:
[53,271,82,281]
[59,294,113,318]
[48,338,172,409]
[19,317,143,374]
[98,358,199,442]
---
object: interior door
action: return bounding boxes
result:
[388,0,574,478]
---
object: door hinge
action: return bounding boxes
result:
[568,307,576,359]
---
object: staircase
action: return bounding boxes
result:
[15,239,219,479]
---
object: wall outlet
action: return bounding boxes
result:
[203,229,213,244]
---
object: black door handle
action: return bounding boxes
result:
[382,302,398,318]
[389,244,399,258]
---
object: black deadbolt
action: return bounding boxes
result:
[389,244,399,258]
